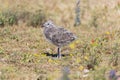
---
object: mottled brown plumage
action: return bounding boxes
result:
[42,20,77,58]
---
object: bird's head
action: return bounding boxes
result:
[42,20,54,28]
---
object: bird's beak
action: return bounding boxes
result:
[41,25,44,28]
[41,24,44,28]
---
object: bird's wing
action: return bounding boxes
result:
[51,27,77,46]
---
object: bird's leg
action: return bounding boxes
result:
[57,47,61,58]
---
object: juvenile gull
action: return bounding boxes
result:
[42,20,77,58]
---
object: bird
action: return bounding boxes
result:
[109,70,120,80]
[42,20,77,58]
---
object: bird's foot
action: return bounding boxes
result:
[57,54,61,59]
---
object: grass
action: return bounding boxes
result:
[0,0,120,80]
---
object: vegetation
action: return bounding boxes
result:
[0,0,120,80]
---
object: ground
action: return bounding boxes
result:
[0,0,120,80]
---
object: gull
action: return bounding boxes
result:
[42,20,77,58]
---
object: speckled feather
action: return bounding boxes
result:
[43,20,77,47]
